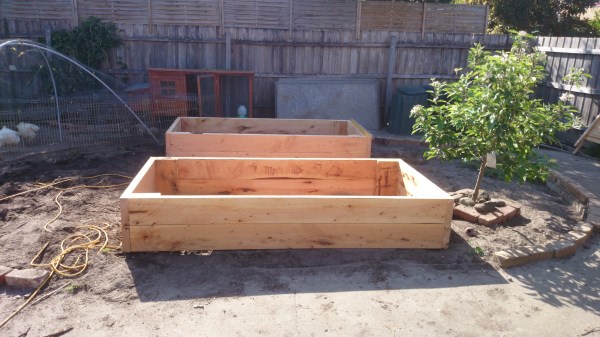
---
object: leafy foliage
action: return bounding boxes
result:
[35,17,122,95]
[51,16,122,69]
[411,33,586,199]
[589,11,600,36]
[455,0,598,36]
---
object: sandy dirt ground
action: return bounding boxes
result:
[0,141,598,337]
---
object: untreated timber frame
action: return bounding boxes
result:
[120,157,453,252]
[165,117,373,158]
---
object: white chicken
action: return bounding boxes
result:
[16,122,40,141]
[0,126,21,147]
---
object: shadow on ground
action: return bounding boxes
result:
[504,234,600,315]
[126,233,507,302]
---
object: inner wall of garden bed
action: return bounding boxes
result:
[0,139,580,273]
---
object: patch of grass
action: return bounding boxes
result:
[64,284,80,294]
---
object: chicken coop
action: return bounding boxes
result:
[147,68,254,123]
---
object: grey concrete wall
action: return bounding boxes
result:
[275,77,380,130]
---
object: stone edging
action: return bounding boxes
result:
[493,169,599,268]
[371,135,598,269]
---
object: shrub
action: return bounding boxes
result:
[411,32,587,200]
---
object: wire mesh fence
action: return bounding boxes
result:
[0,39,200,163]
[0,94,198,163]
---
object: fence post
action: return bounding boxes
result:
[225,32,232,115]
[45,27,52,58]
[384,33,399,128]
[72,0,79,26]
[355,0,362,40]
[483,5,489,34]
[147,0,153,34]
[289,0,293,34]
[421,2,427,39]
[219,0,225,36]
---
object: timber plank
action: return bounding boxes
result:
[154,159,178,194]
[169,151,372,158]
[175,178,376,196]
[167,133,371,157]
[120,199,131,252]
[375,160,401,196]
[175,158,378,180]
[127,196,450,226]
[129,222,449,251]
[400,160,447,197]
[127,157,157,194]
[180,117,346,135]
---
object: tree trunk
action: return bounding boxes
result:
[472,156,487,202]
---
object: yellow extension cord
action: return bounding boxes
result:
[0,174,130,329]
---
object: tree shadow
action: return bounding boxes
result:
[125,232,507,302]
[504,235,600,315]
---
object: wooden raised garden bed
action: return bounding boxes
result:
[120,157,453,252]
[165,117,372,157]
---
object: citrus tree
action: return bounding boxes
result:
[411,33,587,201]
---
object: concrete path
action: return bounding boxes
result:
[541,148,600,229]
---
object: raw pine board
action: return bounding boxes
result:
[121,157,453,252]
[165,117,372,158]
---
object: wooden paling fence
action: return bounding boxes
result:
[2,5,597,132]
[0,22,511,118]
[109,28,510,118]
[536,36,600,129]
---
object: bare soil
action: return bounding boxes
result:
[0,140,587,336]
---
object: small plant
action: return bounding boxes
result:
[64,284,80,294]
[411,32,589,201]
[473,246,485,257]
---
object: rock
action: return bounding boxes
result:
[5,268,50,289]
[459,197,476,207]
[491,198,506,207]
[478,190,490,200]
[475,202,496,213]
[450,194,463,204]
[455,189,473,197]
[465,227,476,237]
[0,266,13,285]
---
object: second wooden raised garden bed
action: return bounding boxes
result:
[165,117,372,157]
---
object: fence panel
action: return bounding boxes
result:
[1,0,489,36]
[536,36,600,127]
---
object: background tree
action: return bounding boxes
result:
[411,33,586,201]
[39,17,123,95]
[454,0,598,36]
[51,16,122,69]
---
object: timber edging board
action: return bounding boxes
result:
[166,117,373,158]
[120,157,454,252]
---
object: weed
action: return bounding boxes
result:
[473,246,485,257]
[64,284,80,294]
